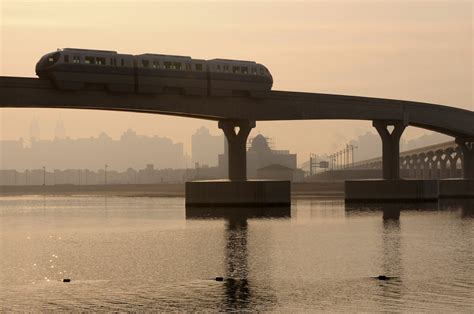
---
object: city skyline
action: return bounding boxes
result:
[1,0,471,159]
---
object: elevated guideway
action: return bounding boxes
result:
[1,76,473,138]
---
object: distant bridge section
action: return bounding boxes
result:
[348,141,462,179]
[1,76,473,180]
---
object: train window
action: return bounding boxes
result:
[47,52,60,63]
[96,57,105,65]
[64,55,69,63]
[173,62,182,70]
[241,67,248,74]
[185,63,191,70]
[216,65,221,72]
[152,61,159,69]
[164,61,172,69]
[251,67,257,75]
[232,66,240,73]
[223,65,229,72]
[111,58,117,66]
[121,59,125,66]
[85,56,94,64]
[72,56,80,63]
[195,64,203,71]
[142,60,149,67]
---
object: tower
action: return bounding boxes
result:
[29,117,40,141]
[54,115,66,139]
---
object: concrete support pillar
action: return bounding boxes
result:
[409,156,417,178]
[455,137,474,179]
[436,150,447,179]
[219,120,255,181]
[373,120,406,180]
[426,151,435,179]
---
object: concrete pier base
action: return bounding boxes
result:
[438,179,474,199]
[185,180,290,207]
[345,179,438,202]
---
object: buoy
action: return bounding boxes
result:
[215,277,224,281]
[377,275,389,280]
[62,278,71,283]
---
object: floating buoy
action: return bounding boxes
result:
[62,278,71,283]
[215,277,224,281]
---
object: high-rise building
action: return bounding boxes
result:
[54,115,66,139]
[29,117,40,141]
[191,127,224,167]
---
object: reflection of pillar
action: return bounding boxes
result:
[373,120,406,179]
[224,216,250,308]
[380,205,402,297]
[455,137,474,179]
[218,120,255,181]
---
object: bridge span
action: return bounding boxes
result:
[1,76,473,181]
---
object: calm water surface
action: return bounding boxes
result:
[0,196,473,311]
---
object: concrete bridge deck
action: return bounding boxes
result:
[1,76,473,138]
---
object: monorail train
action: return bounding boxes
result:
[36,48,273,97]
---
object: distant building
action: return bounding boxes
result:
[0,164,194,186]
[191,127,224,167]
[29,117,40,141]
[218,134,299,180]
[54,115,66,139]
[256,164,294,181]
[0,129,186,171]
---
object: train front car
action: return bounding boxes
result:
[135,54,207,95]
[36,48,135,92]
[35,51,62,79]
[207,59,273,97]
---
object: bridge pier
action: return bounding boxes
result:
[185,119,290,207]
[346,120,440,201]
[373,120,406,179]
[218,119,255,180]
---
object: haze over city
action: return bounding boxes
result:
[1,1,474,312]
[1,0,472,158]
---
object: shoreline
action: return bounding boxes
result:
[0,182,344,197]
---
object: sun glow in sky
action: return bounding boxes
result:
[1,0,472,159]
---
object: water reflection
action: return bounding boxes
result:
[380,205,403,305]
[185,206,291,219]
[223,215,250,308]
[438,199,474,218]
[346,203,404,307]
[346,199,474,217]
[186,206,290,310]
[345,202,438,213]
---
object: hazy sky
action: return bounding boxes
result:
[1,0,472,160]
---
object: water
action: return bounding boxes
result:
[0,196,473,311]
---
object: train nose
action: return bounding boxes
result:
[35,61,45,77]
[35,55,51,77]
